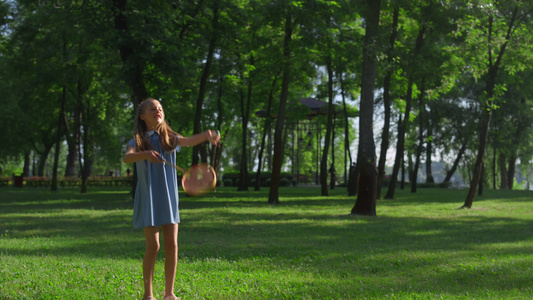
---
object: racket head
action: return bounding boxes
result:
[181,163,217,196]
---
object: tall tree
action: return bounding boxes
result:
[192,0,220,165]
[237,54,253,191]
[460,0,533,208]
[268,8,293,204]
[236,11,258,191]
[51,87,67,191]
[411,82,426,193]
[255,72,280,191]
[351,0,381,216]
[384,23,427,199]
[320,48,335,196]
[376,4,399,198]
[111,0,148,106]
[384,1,439,199]
[491,76,533,189]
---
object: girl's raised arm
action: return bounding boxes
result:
[177,130,220,147]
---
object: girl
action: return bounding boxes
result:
[124,98,219,300]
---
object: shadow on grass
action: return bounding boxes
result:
[1,187,532,263]
[2,187,533,298]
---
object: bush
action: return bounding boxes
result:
[20,177,133,188]
[223,178,233,187]
[222,172,293,188]
[279,178,290,187]
[417,182,451,188]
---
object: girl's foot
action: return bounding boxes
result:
[142,297,156,300]
[163,294,180,300]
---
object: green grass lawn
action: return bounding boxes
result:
[0,186,532,299]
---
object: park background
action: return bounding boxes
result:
[1,0,533,299]
[0,0,532,205]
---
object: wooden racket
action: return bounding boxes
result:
[161,158,217,196]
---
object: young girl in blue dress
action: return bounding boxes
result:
[124,98,219,300]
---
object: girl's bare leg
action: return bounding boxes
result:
[143,226,160,299]
[161,223,179,297]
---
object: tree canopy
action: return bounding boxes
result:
[1,0,532,210]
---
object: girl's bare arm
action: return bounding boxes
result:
[123,146,162,164]
[177,130,219,147]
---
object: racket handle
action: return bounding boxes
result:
[161,158,185,173]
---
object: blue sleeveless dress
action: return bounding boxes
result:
[127,131,181,229]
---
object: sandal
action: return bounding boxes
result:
[163,295,180,300]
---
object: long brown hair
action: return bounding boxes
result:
[133,98,179,152]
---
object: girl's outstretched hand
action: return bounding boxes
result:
[206,130,220,146]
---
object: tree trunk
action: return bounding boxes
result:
[320,53,334,196]
[112,0,148,198]
[80,144,93,194]
[443,142,467,184]
[80,147,93,194]
[347,162,358,196]
[506,97,526,190]
[338,72,352,185]
[411,87,425,193]
[51,87,67,191]
[268,12,292,204]
[330,116,336,190]
[411,117,423,193]
[351,0,380,216]
[211,69,225,185]
[64,135,78,177]
[478,163,484,196]
[463,109,491,208]
[256,74,279,191]
[335,26,352,186]
[499,152,508,189]
[384,24,426,200]
[238,63,253,191]
[425,102,434,183]
[193,0,219,165]
[80,161,92,193]
[425,126,434,183]
[507,155,516,189]
[492,146,497,189]
[22,151,30,177]
[401,153,407,189]
[65,95,81,177]
[384,82,413,199]
[37,143,53,177]
[462,9,517,208]
[79,98,94,194]
[377,5,399,199]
